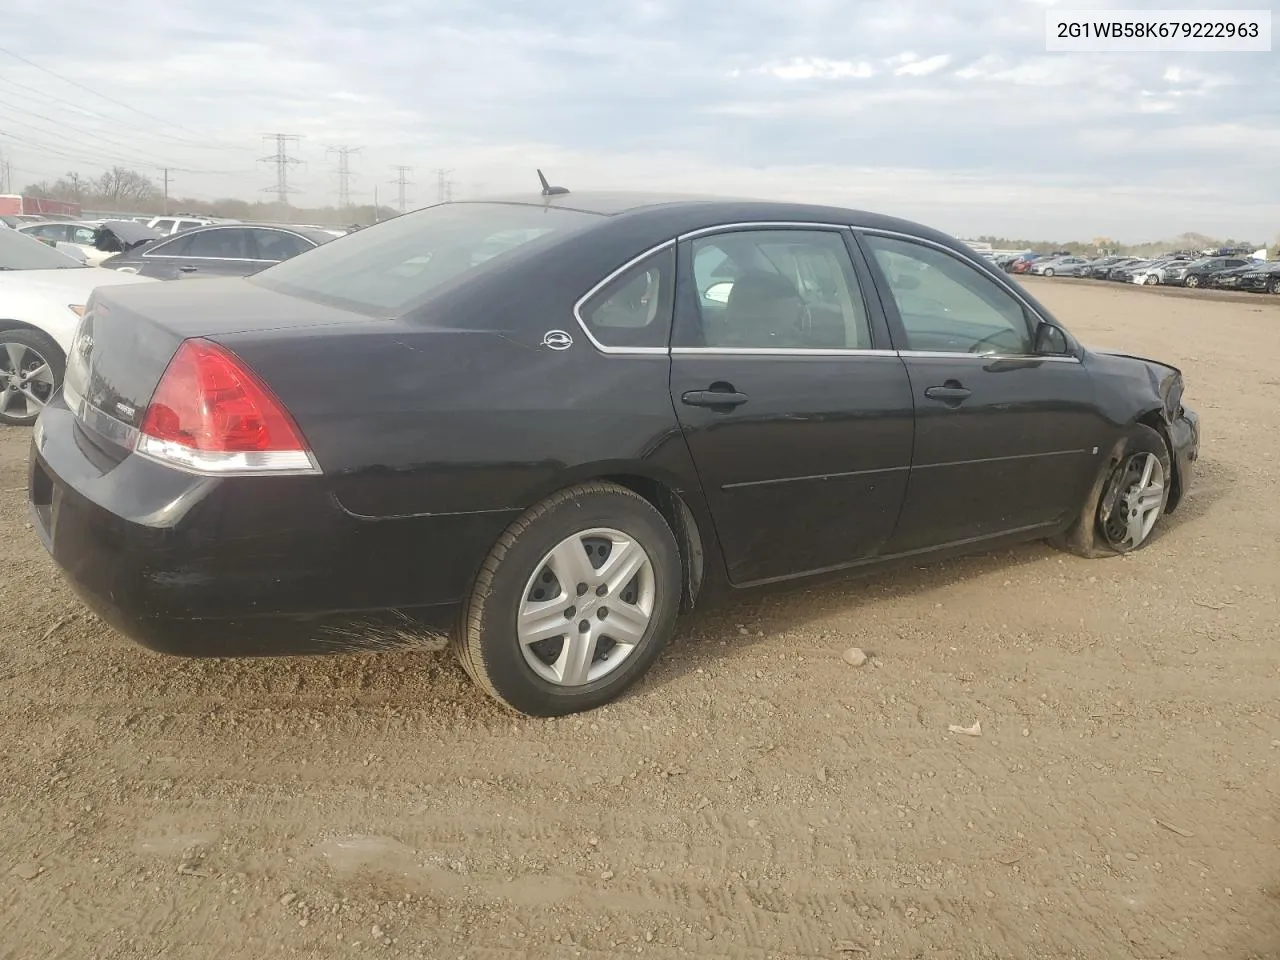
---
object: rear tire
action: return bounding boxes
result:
[0,327,64,427]
[1050,423,1172,559]
[453,482,682,716]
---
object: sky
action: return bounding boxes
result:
[0,0,1275,242]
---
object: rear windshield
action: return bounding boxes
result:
[0,226,88,270]
[249,202,599,316]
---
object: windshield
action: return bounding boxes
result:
[250,201,600,315]
[0,226,87,270]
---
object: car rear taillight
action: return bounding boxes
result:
[135,338,319,475]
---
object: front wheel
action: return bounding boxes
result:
[453,482,682,716]
[0,328,64,427]
[1050,423,1172,559]
[1145,274,1160,285]
[1184,275,1200,288]
[1043,268,1055,277]
[1269,278,1280,295]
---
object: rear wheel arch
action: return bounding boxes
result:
[511,462,713,612]
[600,473,706,612]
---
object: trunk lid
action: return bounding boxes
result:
[64,276,380,455]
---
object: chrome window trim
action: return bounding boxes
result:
[571,222,1081,362]
[142,253,277,262]
[142,226,313,261]
[897,350,1080,363]
[671,347,899,358]
[678,221,854,240]
[571,238,676,356]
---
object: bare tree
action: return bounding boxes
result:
[94,167,158,208]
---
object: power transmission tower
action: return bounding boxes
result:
[389,165,413,213]
[259,133,304,203]
[434,167,453,203]
[161,168,171,214]
[327,145,361,208]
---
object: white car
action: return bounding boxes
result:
[146,215,219,236]
[16,220,118,266]
[1130,259,1189,286]
[0,228,156,426]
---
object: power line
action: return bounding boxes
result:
[327,145,361,208]
[0,98,197,172]
[0,75,251,155]
[0,128,247,180]
[0,45,252,152]
[259,134,304,203]
[390,165,413,213]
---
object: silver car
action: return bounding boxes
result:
[1031,255,1092,277]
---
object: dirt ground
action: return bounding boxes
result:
[2,278,1279,960]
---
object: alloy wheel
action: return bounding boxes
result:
[0,341,55,420]
[517,527,656,686]
[1100,452,1165,550]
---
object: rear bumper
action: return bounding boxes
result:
[27,402,508,657]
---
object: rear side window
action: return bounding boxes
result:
[183,228,255,259]
[252,230,312,261]
[146,234,193,257]
[578,246,674,349]
[251,202,599,316]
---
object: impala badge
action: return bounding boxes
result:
[542,330,573,351]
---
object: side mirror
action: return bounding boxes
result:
[1034,320,1071,355]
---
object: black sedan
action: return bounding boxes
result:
[100,223,336,279]
[1176,256,1255,288]
[28,191,1200,716]
[1210,262,1267,289]
[1237,262,1280,294]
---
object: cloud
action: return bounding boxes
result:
[0,0,1274,240]
[758,57,876,81]
[893,54,953,77]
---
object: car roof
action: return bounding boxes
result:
[158,222,334,244]
[455,191,965,246]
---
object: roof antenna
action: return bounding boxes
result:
[537,169,569,196]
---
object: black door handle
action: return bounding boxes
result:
[682,388,748,408]
[177,265,198,273]
[924,383,971,402]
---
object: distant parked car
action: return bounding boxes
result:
[1173,257,1254,288]
[1107,260,1153,282]
[16,220,116,265]
[1081,256,1134,278]
[1237,262,1280,294]
[1033,256,1092,277]
[1208,262,1264,290]
[1130,258,1191,286]
[145,215,219,236]
[101,223,337,280]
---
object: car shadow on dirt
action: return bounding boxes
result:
[665,453,1234,663]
